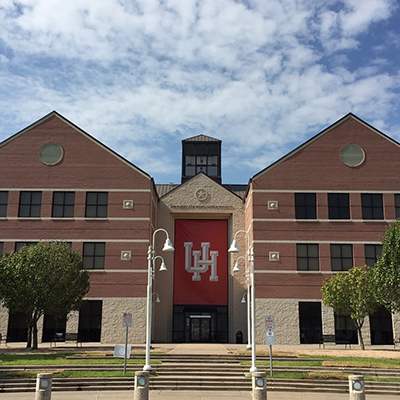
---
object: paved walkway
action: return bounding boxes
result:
[1,391,400,400]
[167,343,230,354]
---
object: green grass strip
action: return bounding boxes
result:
[0,353,161,366]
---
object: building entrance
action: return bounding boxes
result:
[190,315,211,342]
[173,305,228,343]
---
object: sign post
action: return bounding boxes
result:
[123,312,132,374]
[265,316,275,377]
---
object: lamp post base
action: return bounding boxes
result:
[143,364,152,372]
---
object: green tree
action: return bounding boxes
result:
[321,266,379,350]
[0,242,89,349]
[375,219,400,313]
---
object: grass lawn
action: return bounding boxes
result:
[0,352,162,366]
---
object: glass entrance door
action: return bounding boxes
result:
[190,316,211,342]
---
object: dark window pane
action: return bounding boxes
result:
[308,245,319,258]
[297,245,307,258]
[362,194,383,220]
[330,245,341,258]
[186,166,195,175]
[342,258,353,271]
[86,192,108,218]
[98,193,108,204]
[341,245,352,258]
[295,193,317,219]
[297,244,319,271]
[52,205,64,217]
[64,205,74,217]
[97,205,107,218]
[308,259,319,271]
[297,259,308,271]
[331,259,342,271]
[0,191,8,217]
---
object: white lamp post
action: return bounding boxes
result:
[229,230,258,373]
[234,256,251,350]
[143,228,174,371]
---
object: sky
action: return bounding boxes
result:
[0,0,400,185]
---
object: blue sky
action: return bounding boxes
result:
[0,0,399,185]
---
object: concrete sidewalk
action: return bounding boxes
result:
[1,391,400,400]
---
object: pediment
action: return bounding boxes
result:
[161,173,243,210]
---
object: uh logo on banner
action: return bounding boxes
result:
[174,220,228,306]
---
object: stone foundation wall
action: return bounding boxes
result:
[100,298,146,344]
[255,299,299,345]
[0,306,8,339]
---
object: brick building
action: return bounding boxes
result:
[0,111,399,346]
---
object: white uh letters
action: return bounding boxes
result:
[184,242,218,281]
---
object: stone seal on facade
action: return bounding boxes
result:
[195,188,208,202]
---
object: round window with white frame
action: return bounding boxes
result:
[340,144,365,167]
[39,142,64,165]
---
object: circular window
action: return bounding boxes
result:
[39,142,63,165]
[340,144,365,167]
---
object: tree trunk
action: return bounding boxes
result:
[32,323,38,350]
[353,318,365,350]
[26,316,32,349]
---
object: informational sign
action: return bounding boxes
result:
[266,331,275,345]
[114,344,131,359]
[265,316,275,331]
[123,312,132,327]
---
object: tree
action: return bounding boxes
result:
[321,266,379,350]
[0,242,90,349]
[375,219,400,313]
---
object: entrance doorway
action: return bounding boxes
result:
[190,315,211,342]
[370,307,393,345]
[299,302,322,344]
[173,305,228,342]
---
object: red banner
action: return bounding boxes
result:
[174,220,228,305]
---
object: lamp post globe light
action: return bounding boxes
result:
[229,230,258,373]
[234,256,251,350]
[143,228,174,372]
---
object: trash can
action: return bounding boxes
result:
[236,330,243,344]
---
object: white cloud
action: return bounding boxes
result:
[0,0,399,183]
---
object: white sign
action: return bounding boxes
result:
[123,312,132,327]
[114,344,131,359]
[265,315,275,330]
[266,331,275,345]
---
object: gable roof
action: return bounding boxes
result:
[251,112,400,182]
[183,134,221,142]
[0,110,151,179]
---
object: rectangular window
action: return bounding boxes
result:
[364,244,382,268]
[361,194,384,220]
[78,300,102,342]
[328,193,350,219]
[0,191,9,217]
[15,242,38,252]
[18,191,42,217]
[297,244,319,271]
[331,244,353,271]
[83,242,105,269]
[52,192,75,218]
[395,194,400,218]
[0,242,3,255]
[295,193,317,219]
[85,192,108,218]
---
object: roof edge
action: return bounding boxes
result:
[0,111,152,180]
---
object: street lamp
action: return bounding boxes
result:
[143,228,174,371]
[229,230,258,373]
[234,256,251,350]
